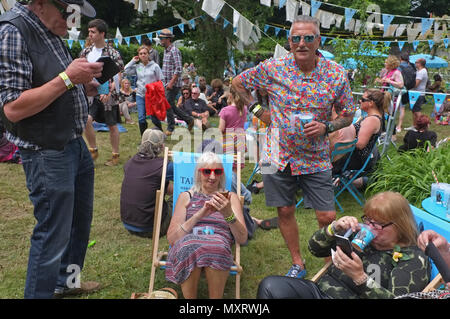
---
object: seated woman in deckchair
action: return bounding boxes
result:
[165,152,247,299]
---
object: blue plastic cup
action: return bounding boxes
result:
[351,224,376,252]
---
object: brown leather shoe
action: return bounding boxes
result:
[89,148,98,161]
[104,153,119,166]
[53,281,101,299]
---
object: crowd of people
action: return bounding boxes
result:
[0,1,448,301]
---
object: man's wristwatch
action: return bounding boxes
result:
[324,121,335,136]
[59,72,74,90]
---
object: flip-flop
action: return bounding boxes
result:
[259,217,278,230]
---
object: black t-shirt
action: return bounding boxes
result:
[120,154,169,229]
[399,130,437,152]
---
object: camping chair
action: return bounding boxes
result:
[334,141,379,210]
[378,89,402,159]
[296,139,357,211]
[148,148,244,298]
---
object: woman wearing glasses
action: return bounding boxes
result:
[257,191,430,299]
[165,152,247,299]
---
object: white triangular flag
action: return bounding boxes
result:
[201,0,225,20]
[274,43,289,59]
[260,0,271,6]
[115,27,123,45]
[407,22,421,42]
[286,0,299,23]
[147,1,157,17]
[68,27,80,41]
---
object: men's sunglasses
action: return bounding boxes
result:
[200,168,224,177]
[51,0,71,20]
[291,34,318,43]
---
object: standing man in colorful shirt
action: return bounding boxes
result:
[80,18,124,166]
[0,0,102,298]
[233,16,356,278]
[159,28,194,135]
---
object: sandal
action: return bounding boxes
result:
[259,217,278,230]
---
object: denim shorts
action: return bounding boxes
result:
[262,164,335,211]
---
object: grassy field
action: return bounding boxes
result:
[0,101,448,299]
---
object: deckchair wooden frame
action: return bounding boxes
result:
[148,148,244,299]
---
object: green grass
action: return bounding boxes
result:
[0,102,448,299]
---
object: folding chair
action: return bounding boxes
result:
[334,141,379,210]
[379,89,402,159]
[296,139,357,211]
[148,148,244,298]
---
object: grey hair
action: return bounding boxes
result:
[191,152,226,193]
[138,129,165,159]
[290,15,321,35]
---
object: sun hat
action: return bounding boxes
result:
[59,0,96,18]
[159,28,174,38]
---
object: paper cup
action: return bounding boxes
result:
[351,224,376,252]
[298,113,314,125]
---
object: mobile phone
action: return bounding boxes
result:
[335,234,353,257]
[95,56,120,84]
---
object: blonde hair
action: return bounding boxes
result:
[137,45,149,54]
[191,152,226,193]
[385,55,400,70]
[120,78,132,94]
[365,88,391,114]
[363,191,419,247]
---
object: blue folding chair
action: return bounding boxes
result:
[149,148,244,298]
[334,142,379,210]
[296,139,357,211]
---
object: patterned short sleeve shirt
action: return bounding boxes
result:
[238,54,356,175]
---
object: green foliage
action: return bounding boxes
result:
[366,142,450,207]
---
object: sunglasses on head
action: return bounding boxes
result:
[200,168,224,177]
[291,34,318,43]
[360,97,372,103]
[50,0,71,19]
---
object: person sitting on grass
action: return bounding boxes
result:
[257,191,430,299]
[398,114,437,152]
[165,152,247,299]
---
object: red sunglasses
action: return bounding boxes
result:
[200,168,224,177]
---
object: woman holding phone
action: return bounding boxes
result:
[124,46,163,135]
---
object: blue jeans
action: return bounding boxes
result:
[21,137,94,298]
[136,94,147,124]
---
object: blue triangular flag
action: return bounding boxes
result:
[264,24,270,33]
[421,18,434,34]
[344,8,357,29]
[443,38,448,49]
[79,39,85,48]
[382,14,395,34]
[321,36,327,47]
[311,0,322,17]
[124,37,131,46]
[169,27,174,34]
[274,27,281,36]
[412,40,419,51]
[428,39,434,50]
[135,35,141,45]
[113,39,119,48]
[223,19,230,29]
[434,93,447,113]
[279,0,287,8]
[214,14,220,21]
[371,41,378,47]
[156,30,161,36]
[286,30,290,39]
[408,91,421,110]
[398,41,405,51]
[189,19,196,30]
[384,41,391,48]
[147,33,153,42]
[178,23,185,33]
[67,39,73,49]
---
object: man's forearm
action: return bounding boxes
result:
[231,77,253,105]
[330,115,353,132]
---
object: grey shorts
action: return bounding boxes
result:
[262,164,335,211]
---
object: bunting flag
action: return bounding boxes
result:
[201,0,225,20]
[178,23,185,33]
[408,91,421,110]
[189,19,196,30]
[67,39,73,49]
[434,93,447,114]
[115,27,123,45]
[286,0,299,22]
[311,0,322,17]
[344,8,357,29]
[260,0,271,7]
[421,18,434,35]
[113,39,119,48]
[223,19,230,29]
[124,37,131,46]
[443,38,449,49]
[321,36,327,47]
[274,43,288,59]
[274,27,281,36]
[412,40,419,51]
[428,39,434,50]
[278,0,287,8]
[135,34,141,44]
[264,24,270,33]
[398,41,405,51]
[382,14,395,34]
[79,39,85,49]
[146,32,153,42]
